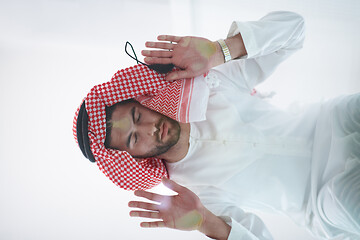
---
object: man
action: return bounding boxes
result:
[74,11,360,240]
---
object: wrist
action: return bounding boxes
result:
[198,208,231,240]
[209,33,247,69]
[209,40,226,68]
[217,39,232,63]
[225,33,247,59]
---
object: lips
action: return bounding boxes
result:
[160,121,168,141]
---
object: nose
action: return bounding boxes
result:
[135,122,158,137]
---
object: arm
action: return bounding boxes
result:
[216,11,305,91]
[143,11,304,84]
[129,178,231,240]
[204,201,273,240]
[142,33,246,81]
[193,186,274,240]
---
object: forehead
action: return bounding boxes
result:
[111,101,135,118]
[110,100,148,118]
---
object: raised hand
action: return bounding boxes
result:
[142,35,224,81]
[129,178,231,239]
[128,178,206,231]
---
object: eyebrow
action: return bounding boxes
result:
[126,106,136,148]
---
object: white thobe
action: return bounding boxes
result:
[165,11,360,240]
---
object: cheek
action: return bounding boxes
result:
[139,138,157,150]
[132,138,158,156]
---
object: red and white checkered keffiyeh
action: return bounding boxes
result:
[73,64,210,190]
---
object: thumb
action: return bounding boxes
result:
[166,70,193,81]
[162,177,185,193]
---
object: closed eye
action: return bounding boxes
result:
[126,133,132,149]
[127,131,137,148]
[131,107,135,123]
[137,112,141,123]
[127,106,136,148]
[134,108,140,144]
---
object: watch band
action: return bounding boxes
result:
[217,39,232,62]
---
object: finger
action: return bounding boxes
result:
[134,190,165,203]
[128,201,160,211]
[145,41,174,50]
[141,50,173,58]
[144,57,173,65]
[165,70,193,81]
[158,35,182,43]
[162,177,186,193]
[141,221,166,228]
[130,210,160,219]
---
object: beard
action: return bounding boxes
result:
[133,116,181,159]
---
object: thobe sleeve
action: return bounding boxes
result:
[212,11,305,91]
[194,186,273,240]
[202,199,273,240]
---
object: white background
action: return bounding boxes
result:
[1,0,359,239]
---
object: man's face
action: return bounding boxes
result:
[107,101,181,159]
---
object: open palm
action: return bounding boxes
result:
[129,178,205,231]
